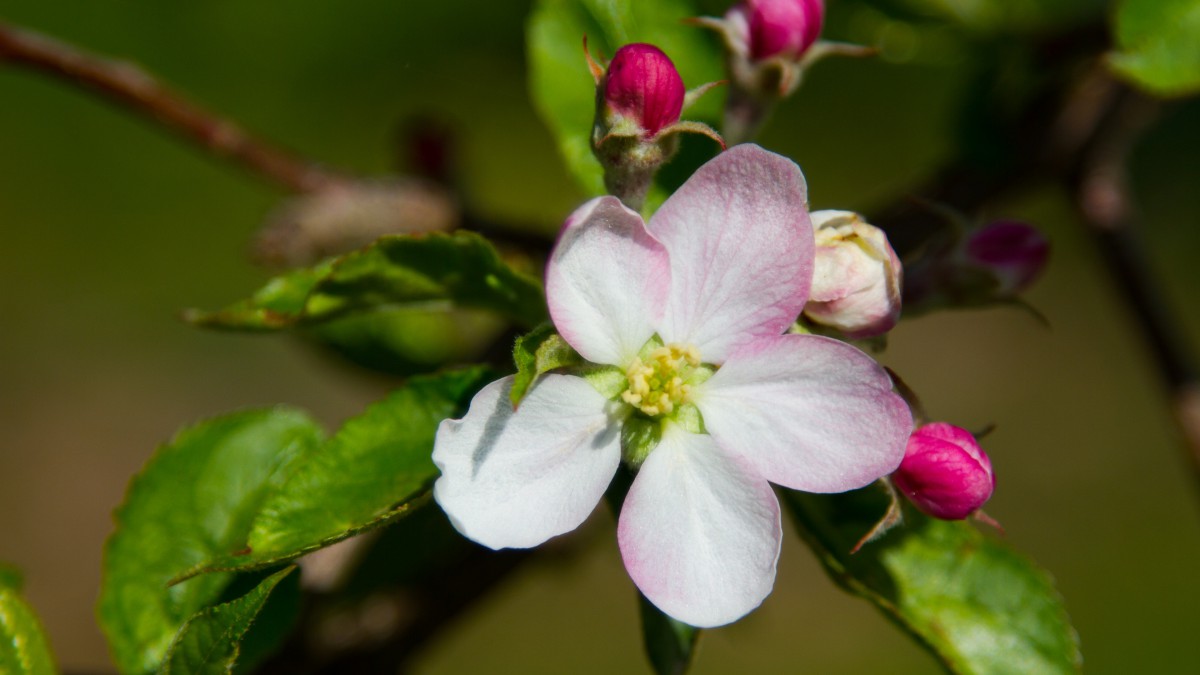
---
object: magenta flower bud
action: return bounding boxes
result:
[803,210,902,338]
[893,423,995,520]
[963,220,1049,296]
[746,0,825,60]
[603,44,685,138]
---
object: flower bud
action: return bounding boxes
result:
[892,423,995,520]
[588,41,722,211]
[803,210,902,338]
[746,0,825,60]
[963,220,1049,297]
[602,44,685,138]
[695,0,864,144]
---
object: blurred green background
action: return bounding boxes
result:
[1,0,1198,672]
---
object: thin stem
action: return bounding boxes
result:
[722,84,772,147]
[1064,77,1200,486]
[0,21,345,193]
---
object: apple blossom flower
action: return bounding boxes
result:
[432,144,912,627]
[893,422,995,520]
[803,210,902,338]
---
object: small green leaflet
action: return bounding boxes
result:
[176,367,496,581]
[528,0,723,201]
[639,593,699,675]
[157,567,296,675]
[1109,0,1200,97]
[0,567,57,675]
[98,408,325,675]
[783,486,1081,674]
[511,323,583,406]
[186,231,548,331]
[0,564,22,592]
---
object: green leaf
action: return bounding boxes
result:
[187,231,548,332]
[98,408,325,675]
[639,593,698,675]
[0,574,57,675]
[157,567,296,675]
[305,307,508,376]
[1109,0,1200,97]
[179,367,497,579]
[228,567,302,675]
[783,486,1081,674]
[511,323,584,406]
[528,0,723,199]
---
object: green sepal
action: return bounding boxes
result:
[621,415,663,467]
[671,403,706,435]
[511,324,584,406]
[580,364,628,400]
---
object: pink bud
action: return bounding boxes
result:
[745,0,825,60]
[964,220,1049,296]
[604,44,685,138]
[893,423,995,520]
[803,210,902,338]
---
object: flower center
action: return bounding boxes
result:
[620,343,701,417]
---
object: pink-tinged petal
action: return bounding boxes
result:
[548,196,670,366]
[433,374,621,550]
[618,427,781,627]
[648,144,813,363]
[695,334,912,493]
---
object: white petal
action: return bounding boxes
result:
[618,427,781,627]
[648,144,813,362]
[695,335,912,493]
[433,374,621,549]
[547,196,670,366]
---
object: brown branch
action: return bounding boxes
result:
[0,21,346,193]
[1062,73,1200,485]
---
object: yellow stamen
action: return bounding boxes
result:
[621,343,701,417]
